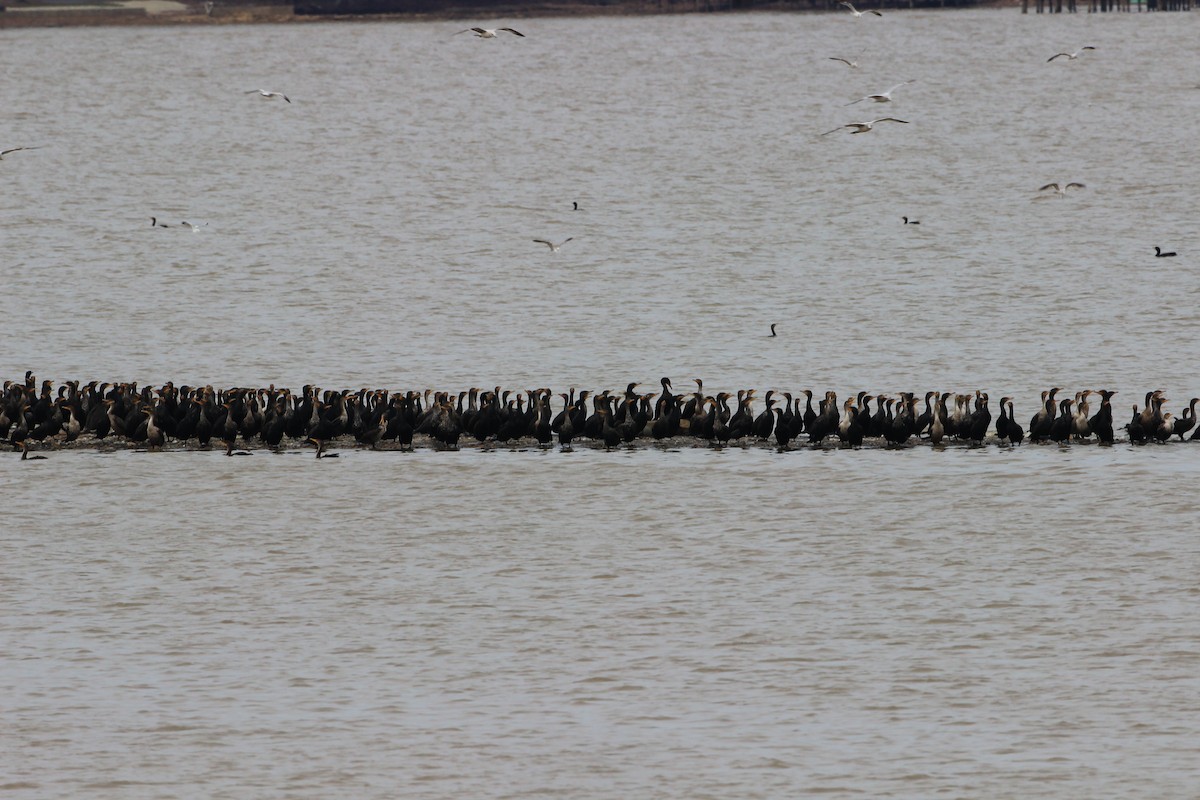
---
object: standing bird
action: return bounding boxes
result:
[839,1,882,16]
[822,118,908,136]
[245,89,291,103]
[455,26,525,38]
[1154,246,1177,257]
[1047,46,1095,62]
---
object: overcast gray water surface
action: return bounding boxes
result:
[3,9,1200,798]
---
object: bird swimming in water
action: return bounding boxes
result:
[245,89,291,103]
[455,26,525,38]
[1154,246,1177,257]
[839,2,881,16]
[572,202,580,211]
[769,324,777,337]
[902,216,920,224]
[534,237,573,252]
[150,217,170,227]
[1039,182,1085,197]
[19,441,47,461]
[822,117,909,136]
[1047,46,1095,62]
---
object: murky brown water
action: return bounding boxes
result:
[4,9,1200,798]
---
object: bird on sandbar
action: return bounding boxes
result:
[839,1,881,16]
[534,237,573,252]
[455,27,524,38]
[245,89,291,103]
[822,117,908,135]
[1047,46,1095,62]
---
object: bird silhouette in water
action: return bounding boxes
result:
[902,216,920,225]
[572,201,580,211]
[769,324,777,337]
[1154,246,1177,257]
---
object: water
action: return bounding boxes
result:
[4,9,1200,798]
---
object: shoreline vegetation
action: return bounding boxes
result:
[0,0,1007,30]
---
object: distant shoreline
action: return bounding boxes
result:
[0,0,1013,30]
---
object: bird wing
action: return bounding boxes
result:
[1038,183,1061,191]
[1065,182,1085,189]
[281,94,292,103]
[533,239,554,248]
[1047,53,1069,62]
[829,57,853,66]
[845,97,867,106]
[821,125,849,136]
[869,9,882,14]
[499,28,525,36]
[885,82,911,93]
[874,117,908,124]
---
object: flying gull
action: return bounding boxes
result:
[1047,46,1095,62]
[456,27,525,38]
[534,238,573,252]
[822,117,909,135]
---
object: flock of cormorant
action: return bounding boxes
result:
[4,373,1198,459]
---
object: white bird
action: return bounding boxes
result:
[245,89,290,103]
[1038,182,1086,197]
[0,146,41,160]
[839,2,881,17]
[828,56,861,69]
[534,237,573,252]
[1047,46,1095,62]
[846,81,914,106]
[180,221,208,231]
[455,26,525,38]
[822,117,909,136]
